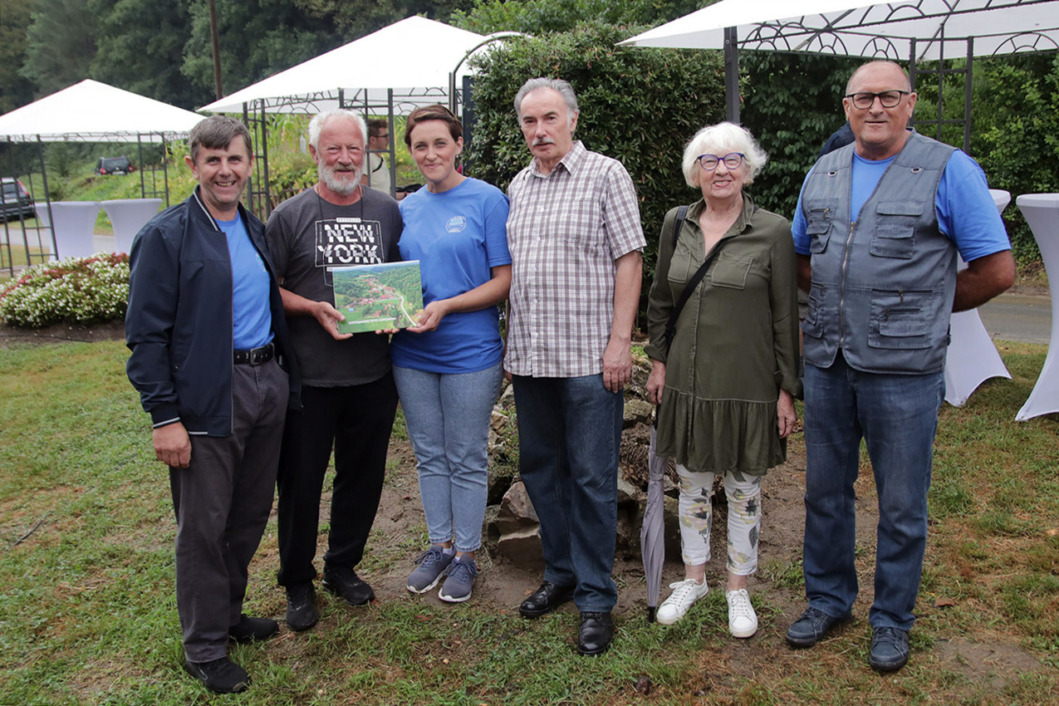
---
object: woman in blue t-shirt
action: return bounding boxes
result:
[391,105,511,603]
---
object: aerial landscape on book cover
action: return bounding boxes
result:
[332,261,424,335]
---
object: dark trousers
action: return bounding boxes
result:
[512,374,623,612]
[276,373,398,587]
[170,359,288,663]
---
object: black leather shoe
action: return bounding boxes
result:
[285,583,319,632]
[577,611,613,656]
[519,581,576,618]
[228,614,279,643]
[785,607,852,648]
[869,626,910,672]
[185,656,250,693]
[322,565,375,606]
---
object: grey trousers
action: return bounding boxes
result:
[169,359,288,662]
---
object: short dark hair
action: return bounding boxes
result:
[188,116,252,163]
[403,105,462,147]
[368,118,389,138]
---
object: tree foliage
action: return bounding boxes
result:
[465,22,726,313]
[452,0,704,35]
[0,0,36,113]
[19,0,97,97]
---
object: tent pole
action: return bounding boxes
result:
[724,26,740,124]
[37,136,56,262]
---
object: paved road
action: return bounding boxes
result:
[978,293,1052,344]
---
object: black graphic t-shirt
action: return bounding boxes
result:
[266,187,402,386]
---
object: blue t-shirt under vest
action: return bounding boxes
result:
[217,214,273,350]
[391,178,511,374]
[793,146,1010,264]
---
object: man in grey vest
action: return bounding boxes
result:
[786,61,1014,672]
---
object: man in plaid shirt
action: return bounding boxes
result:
[505,77,645,656]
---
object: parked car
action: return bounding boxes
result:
[1,178,35,221]
[96,156,135,176]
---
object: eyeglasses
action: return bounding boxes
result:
[844,90,911,110]
[697,152,744,171]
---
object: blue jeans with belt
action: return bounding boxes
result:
[512,374,623,613]
[802,355,944,631]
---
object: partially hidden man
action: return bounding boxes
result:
[266,110,402,632]
[505,77,646,656]
[125,115,300,694]
[786,60,1015,673]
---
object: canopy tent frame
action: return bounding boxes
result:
[623,0,1059,151]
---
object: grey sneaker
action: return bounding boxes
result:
[438,556,478,603]
[407,546,453,594]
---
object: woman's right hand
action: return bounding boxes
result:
[646,360,666,405]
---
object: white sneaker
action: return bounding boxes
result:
[656,578,708,625]
[726,588,758,638]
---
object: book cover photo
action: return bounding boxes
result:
[331,261,425,335]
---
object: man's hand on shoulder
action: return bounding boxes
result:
[153,422,191,469]
[603,337,632,392]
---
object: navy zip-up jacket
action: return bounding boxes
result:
[125,188,300,436]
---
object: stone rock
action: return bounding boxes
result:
[623,398,654,428]
[495,527,545,572]
[491,481,539,537]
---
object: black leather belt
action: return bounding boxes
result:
[233,342,275,366]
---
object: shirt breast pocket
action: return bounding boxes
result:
[710,253,753,290]
[870,202,919,260]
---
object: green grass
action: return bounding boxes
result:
[1,339,1058,703]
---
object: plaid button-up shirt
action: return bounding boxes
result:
[505,141,645,378]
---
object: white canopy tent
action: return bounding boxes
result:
[197,16,515,216]
[0,80,204,273]
[200,16,489,115]
[0,79,205,142]
[621,0,1059,138]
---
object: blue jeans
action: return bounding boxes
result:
[802,356,944,631]
[512,374,623,612]
[394,363,502,553]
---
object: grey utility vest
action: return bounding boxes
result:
[800,131,957,375]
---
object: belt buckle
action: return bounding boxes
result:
[250,345,268,365]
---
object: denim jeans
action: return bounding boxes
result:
[512,374,623,612]
[802,356,944,631]
[394,363,502,553]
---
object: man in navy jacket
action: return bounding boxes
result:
[126,115,299,694]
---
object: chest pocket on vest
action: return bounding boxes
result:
[870,202,919,260]
[710,253,753,289]
[806,207,833,254]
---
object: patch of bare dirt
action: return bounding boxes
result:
[0,320,125,348]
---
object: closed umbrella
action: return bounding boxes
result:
[641,415,668,622]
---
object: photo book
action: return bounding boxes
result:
[331,261,424,335]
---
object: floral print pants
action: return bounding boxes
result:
[675,464,761,575]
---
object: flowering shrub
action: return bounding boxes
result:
[0,253,130,328]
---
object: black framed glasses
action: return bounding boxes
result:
[844,90,911,110]
[697,152,744,171]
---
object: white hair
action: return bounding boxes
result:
[308,110,368,149]
[681,122,768,188]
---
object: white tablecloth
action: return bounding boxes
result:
[1015,193,1059,420]
[942,190,1012,406]
[101,199,163,254]
[34,201,102,260]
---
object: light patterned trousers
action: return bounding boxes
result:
[675,464,761,575]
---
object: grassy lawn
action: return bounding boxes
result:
[0,339,1057,704]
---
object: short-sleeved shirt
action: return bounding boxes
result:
[391,177,511,374]
[793,147,1009,263]
[217,214,273,351]
[505,141,646,378]
[265,186,402,387]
